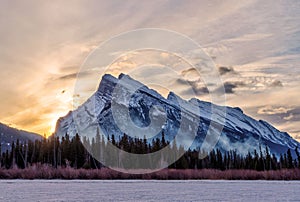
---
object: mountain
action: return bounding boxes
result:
[55,73,300,157]
[0,122,42,152]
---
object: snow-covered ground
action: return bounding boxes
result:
[0,180,299,201]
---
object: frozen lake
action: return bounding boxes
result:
[0,180,299,201]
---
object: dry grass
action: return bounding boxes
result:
[0,166,300,180]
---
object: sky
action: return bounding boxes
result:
[0,0,299,140]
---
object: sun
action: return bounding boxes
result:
[46,113,65,138]
[50,119,58,135]
[46,100,74,137]
[44,90,74,138]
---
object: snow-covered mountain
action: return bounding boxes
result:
[55,74,300,156]
[0,122,42,152]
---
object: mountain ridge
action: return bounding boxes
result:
[55,74,300,157]
[0,122,42,152]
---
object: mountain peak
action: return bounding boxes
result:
[167,91,177,101]
[118,73,126,79]
[100,74,118,84]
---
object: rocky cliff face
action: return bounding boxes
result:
[55,74,300,156]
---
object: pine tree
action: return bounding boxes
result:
[265,146,271,170]
[295,146,300,168]
[287,149,294,169]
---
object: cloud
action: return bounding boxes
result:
[216,66,284,94]
[218,66,236,75]
[281,107,300,122]
[223,81,245,94]
[223,82,236,94]
[257,106,292,115]
[182,86,209,96]
[283,114,294,121]
[177,66,285,96]
[14,115,42,128]
[54,68,101,81]
[57,73,79,81]
[176,78,209,96]
[247,77,284,89]
[176,68,210,96]
[181,68,198,76]
[59,65,80,74]
[222,77,283,94]
[269,80,283,87]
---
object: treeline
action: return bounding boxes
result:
[1,132,300,171]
